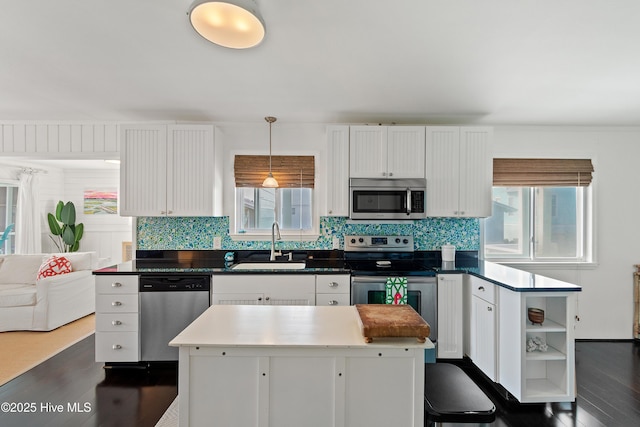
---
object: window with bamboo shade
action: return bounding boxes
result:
[233,155,315,234]
[486,158,593,263]
[234,155,315,188]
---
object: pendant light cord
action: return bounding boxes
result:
[265,116,277,173]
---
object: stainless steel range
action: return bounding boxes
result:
[345,235,437,343]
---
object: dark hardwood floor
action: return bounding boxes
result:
[0,336,638,426]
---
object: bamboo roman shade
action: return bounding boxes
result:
[234,155,315,188]
[493,158,594,187]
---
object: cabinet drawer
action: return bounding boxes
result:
[96,275,139,294]
[96,294,139,313]
[96,313,139,332]
[316,275,350,294]
[95,331,139,362]
[470,277,495,304]
[316,293,351,306]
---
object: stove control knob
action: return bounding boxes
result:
[350,238,356,244]
[403,238,409,244]
[358,237,364,243]
[395,238,401,244]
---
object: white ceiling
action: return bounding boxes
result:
[2,0,640,126]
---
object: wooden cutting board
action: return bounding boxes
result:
[355,304,431,343]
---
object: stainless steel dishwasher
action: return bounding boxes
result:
[139,275,210,361]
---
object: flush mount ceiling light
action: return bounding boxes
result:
[262,116,279,188]
[188,0,265,49]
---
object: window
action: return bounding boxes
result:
[236,187,313,233]
[485,186,590,261]
[485,158,593,263]
[0,183,18,254]
[233,155,315,235]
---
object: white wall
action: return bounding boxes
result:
[216,122,328,233]
[493,126,640,339]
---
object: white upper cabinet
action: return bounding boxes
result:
[120,124,216,217]
[426,126,493,217]
[326,125,350,216]
[349,126,425,179]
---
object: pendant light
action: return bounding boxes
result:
[188,0,265,49]
[262,116,279,188]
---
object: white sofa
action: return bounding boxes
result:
[0,252,98,332]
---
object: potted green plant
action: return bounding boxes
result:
[47,201,84,252]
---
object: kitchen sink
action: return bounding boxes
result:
[230,262,307,271]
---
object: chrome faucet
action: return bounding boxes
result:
[270,221,282,261]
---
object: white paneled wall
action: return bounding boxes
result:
[0,123,119,156]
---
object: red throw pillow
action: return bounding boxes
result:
[37,256,73,280]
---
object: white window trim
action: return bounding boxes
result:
[228,149,321,242]
[231,187,319,241]
[481,185,595,265]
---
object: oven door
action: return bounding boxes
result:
[350,275,437,342]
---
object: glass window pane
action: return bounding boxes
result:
[485,187,530,258]
[534,187,579,258]
[237,187,313,233]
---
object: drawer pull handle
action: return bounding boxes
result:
[487,307,493,312]
[328,282,339,288]
[112,344,122,350]
[112,320,122,326]
[478,286,485,292]
[328,300,338,305]
[112,282,122,288]
[112,301,122,306]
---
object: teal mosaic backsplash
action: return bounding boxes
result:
[137,217,480,251]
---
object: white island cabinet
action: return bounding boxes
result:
[170,305,432,427]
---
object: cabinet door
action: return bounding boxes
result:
[212,275,316,306]
[387,126,426,178]
[425,127,460,217]
[458,127,493,217]
[119,125,168,216]
[266,276,316,306]
[349,126,387,178]
[437,274,464,359]
[472,295,497,381]
[212,292,265,305]
[269,356,337,426]
[326,126,350,216]
[166,125,215,216]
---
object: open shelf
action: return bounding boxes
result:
[525,344,566,361]
[524,378,568,401]
[525,317,566,333]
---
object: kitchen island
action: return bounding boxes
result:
[170,305,433,427]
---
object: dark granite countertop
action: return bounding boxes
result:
[93,249,581,292]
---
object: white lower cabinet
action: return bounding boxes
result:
[316,274,350,306]
[181,346,423,427]
[211,274,316,306]
[469,276,498,381]
[498,288,576,403]
[437,274,464,358]
[95,275,140,362]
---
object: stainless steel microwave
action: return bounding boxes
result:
[349,178,426,220]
